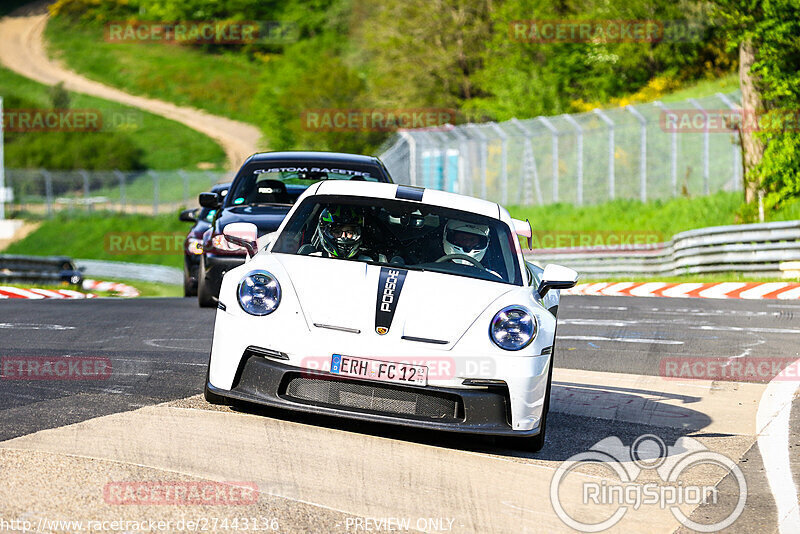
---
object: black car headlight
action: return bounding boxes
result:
[490,306,537,351]
[237,270,281,316]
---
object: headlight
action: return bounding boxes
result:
[237,270,281,316]
[186,237,203,255]
[490,306,537,351]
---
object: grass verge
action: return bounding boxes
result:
[2,211,189,269]
[0,65,226,170]
[45,16,260,124]
[507,191,800,239]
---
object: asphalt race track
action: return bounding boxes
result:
[1,296,798,533]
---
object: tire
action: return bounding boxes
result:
[197,255,216,308]
[183,273,197,297]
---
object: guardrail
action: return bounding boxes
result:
[525,220,800,278]
[0,254,84,286]
[75,259,182,285]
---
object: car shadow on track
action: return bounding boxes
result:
[224,383,713,462]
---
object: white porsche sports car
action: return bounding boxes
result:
[205,181,577,451]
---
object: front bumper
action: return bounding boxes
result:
[207,356,541,437]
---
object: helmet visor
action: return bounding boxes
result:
[446,229,488,252]
[323,223,361,243]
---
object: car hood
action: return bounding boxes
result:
[274,254,514,345]
[217,205,292,235]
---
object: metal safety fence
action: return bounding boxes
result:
[378,91,745,206]
[527,220,800,278]
[1,168,234,217]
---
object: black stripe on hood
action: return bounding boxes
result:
[374,267,407,335]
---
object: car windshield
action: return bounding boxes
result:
[272,195,523,286]
[227,162,381,207]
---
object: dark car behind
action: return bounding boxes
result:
[196,151,394,307]
[178,182,230,297]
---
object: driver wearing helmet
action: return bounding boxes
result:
[311,206,366,258]
[443,220,490,266]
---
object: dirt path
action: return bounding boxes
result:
[0,2,262,169]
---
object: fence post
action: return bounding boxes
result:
[716,92,743,192]
[466,124,489,200]
[488,122,509,205]
[626,105,648,202]
[654,101,678,197]
[42,169,53,218]
[562,114,584,205]
[536,116,559,203]
[689,98,710,195]
[449,127,469,195]
[114,169,126,213]
[510,118,543,206]
[593,109,615,201]
[79,169,92,213]
[178,169,190,207]
[399,131,418,186]
[150,170,159,216]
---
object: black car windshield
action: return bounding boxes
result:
[227,162,382,207]
[272,195,523,286]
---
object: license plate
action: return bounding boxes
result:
[329,354,428,386]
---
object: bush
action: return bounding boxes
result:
[5,131,144,171]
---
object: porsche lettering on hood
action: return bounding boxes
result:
[274,255,512,344]
[375,267,407,335]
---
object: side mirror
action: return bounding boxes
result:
[223,222,258,258]
[537,264,578,298]
[179,208,198,222]
[199,192,221,209]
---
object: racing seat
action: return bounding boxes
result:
[250,179,292,204]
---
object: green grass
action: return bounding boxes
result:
[659,73,740,103]
[45,16,261,124]
[3,211,190,268]
[0,65,225,170]
[507,191,746,240]
[100,278,182,297]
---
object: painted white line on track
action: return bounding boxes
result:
[558,335,684,345]
[0,323,75,330]
[691,325,800,335]
[756,358,800,534]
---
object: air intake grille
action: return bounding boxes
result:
[284,376,462,421]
